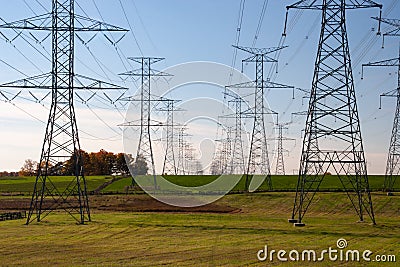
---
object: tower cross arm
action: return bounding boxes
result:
[372,17,400,28]
[0,73,128,90]
[380,88,399,98]
[74,15,128,32]
[0,13,128,32]
[119,57,172,77]
[361,47,400,79]
[128,57,165,64]
[286,0,382,10]
[0,73,52,89]
[362,58,400,68]
[119,70,172,77]
[226,80,294,90]
[233,45,287,56]
[0,13,52,30]
[74,74,128,90]
[372,17,400,37]
[242,54,277,63]
[118,119,165,127]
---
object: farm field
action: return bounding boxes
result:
[105,174,400,193]
[1,175,399,195]
[0,187,399,266]
[0,176,109,195]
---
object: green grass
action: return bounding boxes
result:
[0,192,398,266]
[103,175,133,192]
[1,175,398,195]
[101,174,400,193]
[0,176,111,194]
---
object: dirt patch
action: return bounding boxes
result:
[0,198,30,212]
[91,195,239,213]
[0,195,240,214]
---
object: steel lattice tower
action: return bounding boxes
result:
[230,97,246,174]
[276,125,286,175]
[363,48,400,195]
[284,0,382,226]
[371,17,400,194]
[214,124,233,174]
[273,124,295,175]
[0,0,126,224]
[176,127,191,175]
[161,99,178,175]
[120,57,170,187]
[177,128,186,175]
[221,126,233,174]
[184,143,195,175]
[222,94,246,174]
[227,46,293,191]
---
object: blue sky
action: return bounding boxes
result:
[0,0,399,174]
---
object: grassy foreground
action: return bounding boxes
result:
[0,192,398,266]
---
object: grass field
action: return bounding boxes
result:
[0,175,399,195]
[103,174,400,194]
[0,175,398,266]
[0,192,398,266]
[0,176,111,194]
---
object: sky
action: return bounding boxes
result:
[0,0,399,174]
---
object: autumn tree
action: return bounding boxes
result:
[63,150,89,175]
[26,150,138,176]
[19,159,38,176]
[114,153,131,175]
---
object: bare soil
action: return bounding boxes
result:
[0,195,240,213]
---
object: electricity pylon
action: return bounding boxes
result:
[284,0,382,226]
[230,96,246,174]
[362,49,400,195]
[184,143,195,175]
[158,99,181,175]
[221,91,246,174]
[215,126,233,174]
[0,0,127,224]
[176,127,191,175]
[223,126,233,174]
[271,123,295,175]
[364,17,400,195]
[120,57,171,188]
[226,45,293,192]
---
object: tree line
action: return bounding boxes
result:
[19,149,148,176]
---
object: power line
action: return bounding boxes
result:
[118,0,144,56]
[228,0,246,85]
[34,0,47,12]
[252,0,268,47]
[130,0,159,55]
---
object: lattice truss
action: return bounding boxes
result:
[284,0,382,226]
[0,0,128,224]
[363,15,400,194]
